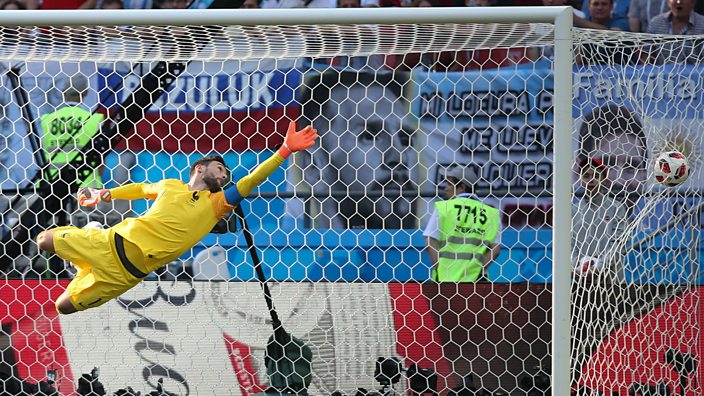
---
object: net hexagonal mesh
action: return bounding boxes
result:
[570,30,703,396]
[0,18,701,396]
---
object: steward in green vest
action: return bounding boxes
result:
[37,77,105,277]
[423,165,501,282]
[41,84,105,189]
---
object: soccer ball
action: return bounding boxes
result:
[654,151,690,187]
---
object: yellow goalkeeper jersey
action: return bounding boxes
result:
[108,151,284,275]
[110,179,233,273]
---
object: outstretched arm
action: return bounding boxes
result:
[78,182,159,206]
[224,121,318,207]
[108,183,159,200]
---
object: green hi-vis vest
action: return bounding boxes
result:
[433,197,500,282]
[41,106,105,188]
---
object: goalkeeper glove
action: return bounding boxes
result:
[78,187,111,207]
[277,120,318,159]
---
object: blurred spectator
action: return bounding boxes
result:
[387,0,441,71]
[587,0,631,30]
[119,0,152,7]
[571,0,641,66]
[576,0,638,64]
[0,0,30,46]
[27,0,152,22]
[157,0,187,7]
[648,0,704,33]
[544,0,587,17]
[428,0,465,5]
[25,0,94,8]
[241,0,259,7]
[645,0,704,63]
[313,0,388,70]
[628,0,669,32]
[538,0,622,63]
[260,0,336,9]
[581,0,630,23]
[100,0,123,8]
[0,0,25,9]
[89,0,125,38]
[466,0,493,5]
[97,0,153,8]
[545,0,626,29]
[440,0,535,70]
[389,0,536,71]
[457,0,536,70]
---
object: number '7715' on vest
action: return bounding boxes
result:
[434,197,500,282]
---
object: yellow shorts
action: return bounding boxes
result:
[52,226,142,311]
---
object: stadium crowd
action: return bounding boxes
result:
[1,0,703,35]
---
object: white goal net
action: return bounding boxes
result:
[571,30,703,396]
[0,10,700,396]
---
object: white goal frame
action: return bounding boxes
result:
[0,7,574,395]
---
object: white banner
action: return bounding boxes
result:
[59,281,399,396]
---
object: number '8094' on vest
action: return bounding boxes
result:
[41,106,105,188]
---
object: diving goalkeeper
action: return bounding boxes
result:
[36,121,317,315]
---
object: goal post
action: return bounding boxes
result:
[0,7,579,395]
[551,8,574,396]
[0,7,573,26]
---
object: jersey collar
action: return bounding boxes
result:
[456,192,478,200]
